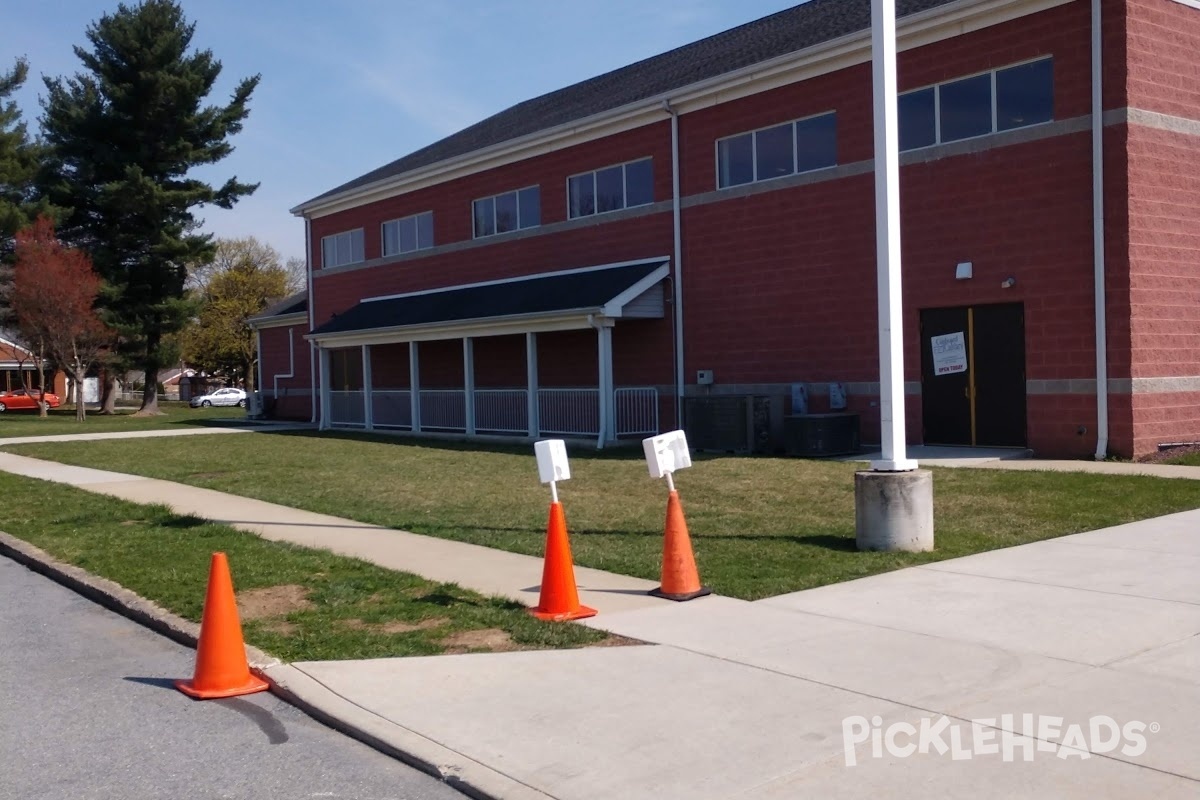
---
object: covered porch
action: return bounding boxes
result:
[308,259,671,447]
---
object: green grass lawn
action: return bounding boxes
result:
[0,402,242,437]
[0,470,607,661]
[1163,452,1200,467]
[11,430,1200,599]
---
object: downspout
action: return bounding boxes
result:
[663,100,685,430]
[255,328,263,416]
[588,312,607,450]
[306,216,319,425]
[1092,0,1109,459]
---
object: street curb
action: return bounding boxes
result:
[0,532,546,800]
[265,664,554,800]
[0,532,279,670]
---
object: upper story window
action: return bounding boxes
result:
[899,57,1054,151]
[382,211,434,257]
[473,186,540,238]
[568,157,654,218]
[321,229,364,269]
[716,111,837,189]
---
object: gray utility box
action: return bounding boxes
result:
[784,413,861,457]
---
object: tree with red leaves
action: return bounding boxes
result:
[12,216,109,421]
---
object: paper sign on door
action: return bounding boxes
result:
[931,332,968,376]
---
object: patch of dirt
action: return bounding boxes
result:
[439,628,518,654]
[236,585,314,620]
[1138,443,1200,464]
[337,617,449,634]
[120,520,141,526]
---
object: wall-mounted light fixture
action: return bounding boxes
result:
[1001,276,1017,289]
[955,262,973,280]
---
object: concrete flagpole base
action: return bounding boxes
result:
[854,469,934,552]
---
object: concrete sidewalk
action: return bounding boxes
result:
[289,512,1200,799]
[2,450,1198,797]
[0,421,313,448]
[848,445,1200,480]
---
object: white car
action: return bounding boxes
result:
[190,387,247,408]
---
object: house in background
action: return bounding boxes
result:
[0,337,67,397]
[251,0,1200,458]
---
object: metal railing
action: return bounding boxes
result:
[332,386,659,439]
[474,388,528,434]
[538,388,600,436]
[419,389,466,431]
[372,389,412,429]
[615,387,659,436]
[329,390,365,427]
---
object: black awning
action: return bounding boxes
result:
[311,259,667,337]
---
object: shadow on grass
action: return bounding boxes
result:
[161,515,210,529]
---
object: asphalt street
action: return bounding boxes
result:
[0,556,467,800]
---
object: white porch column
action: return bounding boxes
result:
[362,344,373,431]
[596,323,615,448]
[463,337,475,435]
[526,332,539,438]
[318,347,332,431]
[409,341,421,433]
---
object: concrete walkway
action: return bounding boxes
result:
[848,444,1200,480]
[1,450,1198,797]
[0,421,313,448]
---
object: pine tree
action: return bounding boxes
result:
[0,57,53,335]
[39,0,259,415]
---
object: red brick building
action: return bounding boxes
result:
[251,0,1200,458]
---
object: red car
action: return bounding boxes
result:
[0,389,62,412]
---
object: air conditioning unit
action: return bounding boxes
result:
[784,413,861,457]
[684,395,785,454]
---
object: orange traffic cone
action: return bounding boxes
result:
[530,502,597,621]
[650,490,711,601]
[175,552,269,700]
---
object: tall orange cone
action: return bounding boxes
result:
[530,502,597,621]
[175,552,269,699]
[650,490,711,601]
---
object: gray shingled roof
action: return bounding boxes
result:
[298,0,960,210]
[310,260,667,338]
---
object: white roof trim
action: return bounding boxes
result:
[307,310,614,348]
[602,265,671,316]
[363,256,670,304]
[292,0,1072,219]
[247,311,309,330]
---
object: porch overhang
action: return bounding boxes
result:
[306,257,670,348]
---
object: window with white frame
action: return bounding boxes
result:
[320,229,365,268]
[382,211,434,256]
[568,157,653,218]
[899,57,1054,151]
[716,112,837,189]
[472,186,540,238]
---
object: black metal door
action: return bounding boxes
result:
[973,303,1026,447]
[920,307,971,445]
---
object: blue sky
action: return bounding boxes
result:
[2,0,799,262]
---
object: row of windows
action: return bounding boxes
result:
[473,186,541,238]
[320,57,1055,267]
[717,112,838,189]
[899,57,1053,151]
[569,157,654,218]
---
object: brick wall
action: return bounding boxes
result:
[1124,0,1200,118]
[258,323,313,420]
